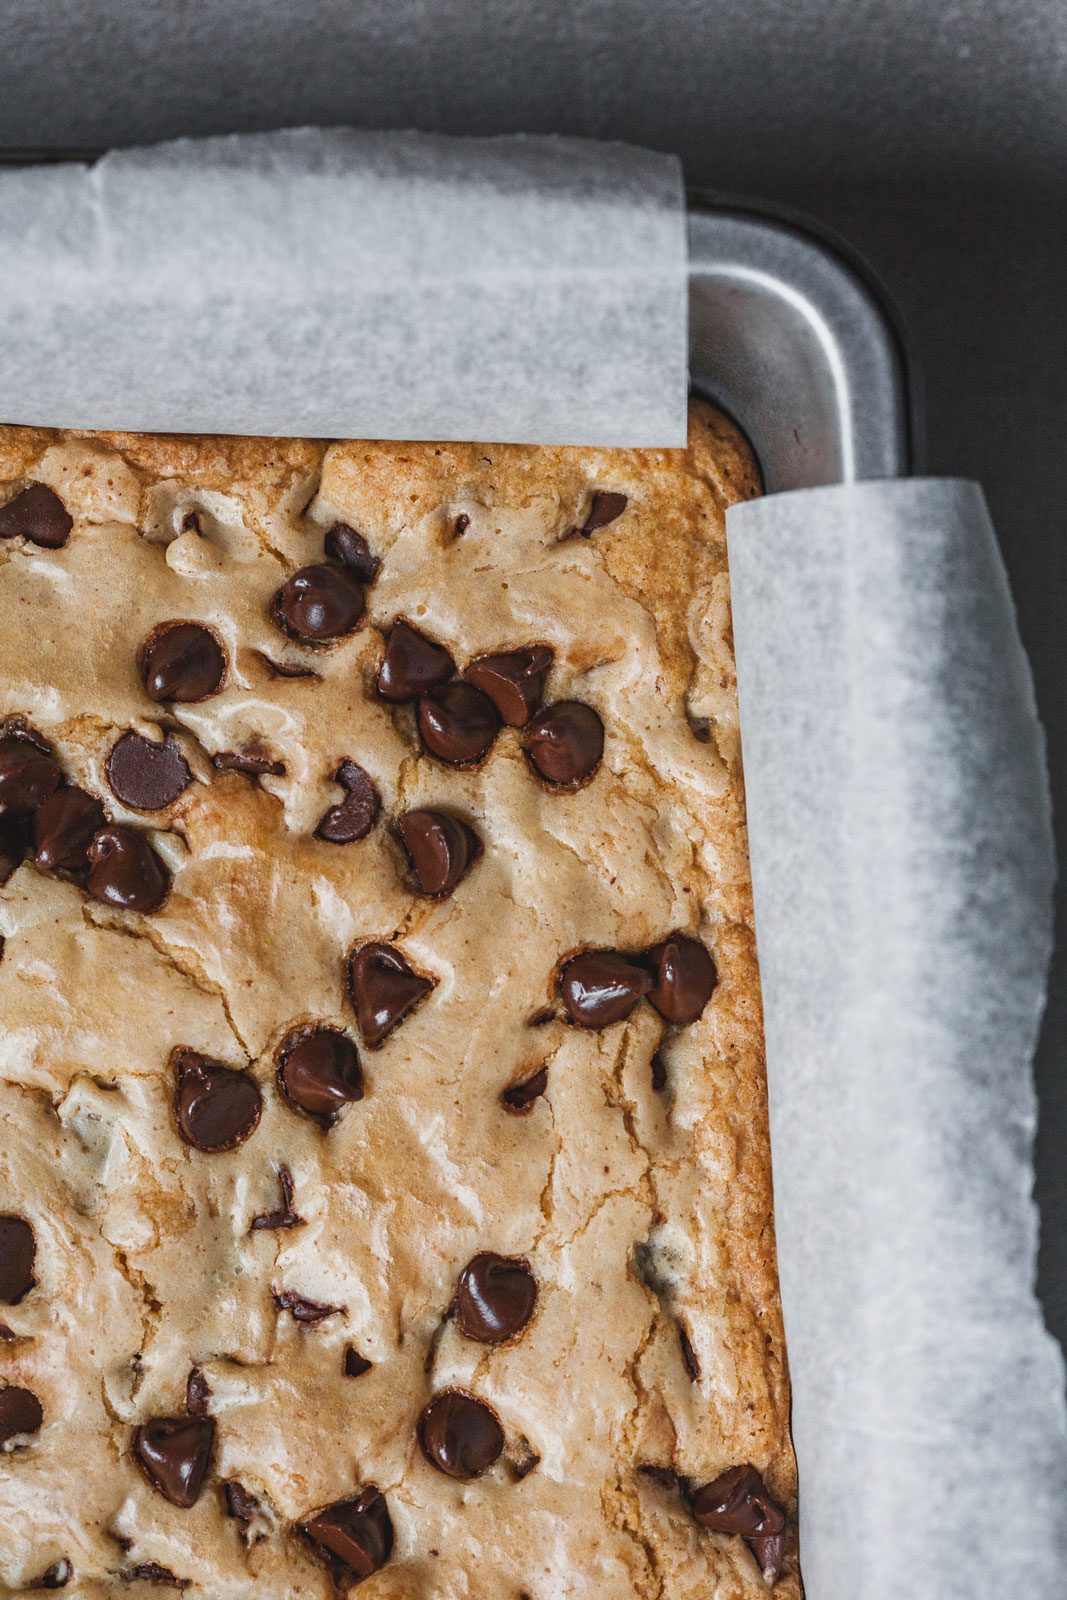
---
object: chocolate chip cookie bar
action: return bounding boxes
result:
[0,401,798,1597]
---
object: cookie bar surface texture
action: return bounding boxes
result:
[0,403,798,1598]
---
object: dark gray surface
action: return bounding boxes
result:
[3,0,1066,1351]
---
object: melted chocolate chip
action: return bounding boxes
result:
[580,490,628,534]
[397,810,481,896]
[271,564,365,643]
[40,1557,73,1588]
[86,826,169,913]
[213,746,286,777]
[131,1415,215,1508]
[272,1288,346,1326]
[463,645,554,727]
[185,1366,212,1417]
[0,483,73,548]
[0,735,60,812]
[418,682,499,766]
[501,1065,548,1114]
[456,1253,537,1344]
[678,1323,701,1381]
[251,1165,303,1231]
[0,1384,42,1444]
[505,1435,541,1481]
[128,1562,186,1587]
[0,1219,34,1305]
[315,760,380,844]
[33,786,107,871]
[650,1050,668,1092]
[690,1465,786,1538]
[0,813,27,884]
[139,622,227,703]
[254,651,321,680]
[343,1346,372,1378]
[377,621,455,701]
[223,1479,260,1532]
[558,951,652,1028]
[324,523,381,583]
[106,731,192,810]
[452,513,471,538]
[302,1487,394,1580]
[523,701,604,787]
[173,1049,262,1153]
[419,1390,504,1480]
[348,942,435,1048]
[749,1529,786,1583]
[277,1027,364,1120]
[645,934,718,1024]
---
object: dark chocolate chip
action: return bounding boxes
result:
[418,682,499,766]
[523,702,604,788]
[0,812,27,885]
[106,731,192,810]
[40,1557,73,1588]
[343,1346,372,1378]
[0,483,73,548]
[272,1288,345,1326]
[185,1366,212,1417]
[277,1028,364,1120]
[418,1389,504,1480]
[131,1415,214,1508]
[397,810,481,896]
[690,1465,786,1538]
[456,1253,537,1344]
[580,490,628,534]
[302,1487,394,1580]
[212,745,286,777]
[348,942,434,1048]
[650,1050,668,1092]
[173,1049,262,1153]
[128,1562,186,1587]
[558,950,652,1028]
[501,1066,548,1114]
[0,736,60,812]
[251,1165,303,1231]
[86,825,169,913]
[33,786,107,871]
[223,1479,260,1531]
[0,1384,42,1445]
[748,1529,787,1584]
[254,651,321,681]
[452,513,471,538]
[271,564,365,643]
[463,645,554,727]
[678,1323,701,1381]
[139,622,227,703]
[324,523,381,583]
[377,621,454,702]
[0,1214,19,1302]
[505,1436,541,1481]
[315,760,380,844]
[645,934,718,1025]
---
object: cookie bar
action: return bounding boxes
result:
[0,400,798,1598]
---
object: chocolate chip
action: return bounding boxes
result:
[0,1384,42,1445]
[39,1557,73,1588]
[33,786,107,871]
[271,564,365,643]
[223,1480,260,1531]
[645,934,717,1024]
[463,645,554,727]
[678,1323,701,1381]
[559,951,652,1028]
[348,942,435,1048]
[397,809,481,896]
[251,1165,303,1231]
[419,1390,504,1480]
[579,490,628,534]
[650,1051,668,1093]
[0,735,60,812]
[324,523,381,583]
[505,1436,541,1481]
[302,1487,394,1580]
[418,683,499,766]
[254,651,321,681]
[272,1288,346,1326]
[452,513,471,538]
[173,1049,262,1153]
[501,1066,548,1114]
[106,731,192,811]
[456,1253,537,1344]
[86,825,169,913]
[277,1027,364,1120]
[128,1562,186,1587]
[690,1465,786,1538]
[131,1415,214,1508]
[212,745,286,777]
[139,623,227,703]
[185,1366,212,1417]
[315,760,380,844]
[523,702,604,787]
[0,813,27,885]
[749,1530,786,1583]
[0,483,73,548]
[343,1346,372,1378]
[377,621,455,702]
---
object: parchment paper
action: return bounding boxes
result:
[0,126,687,445]
[727,478,1067,1599]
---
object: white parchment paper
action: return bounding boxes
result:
[727,478,1067,1599]
[0,126,687,445]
